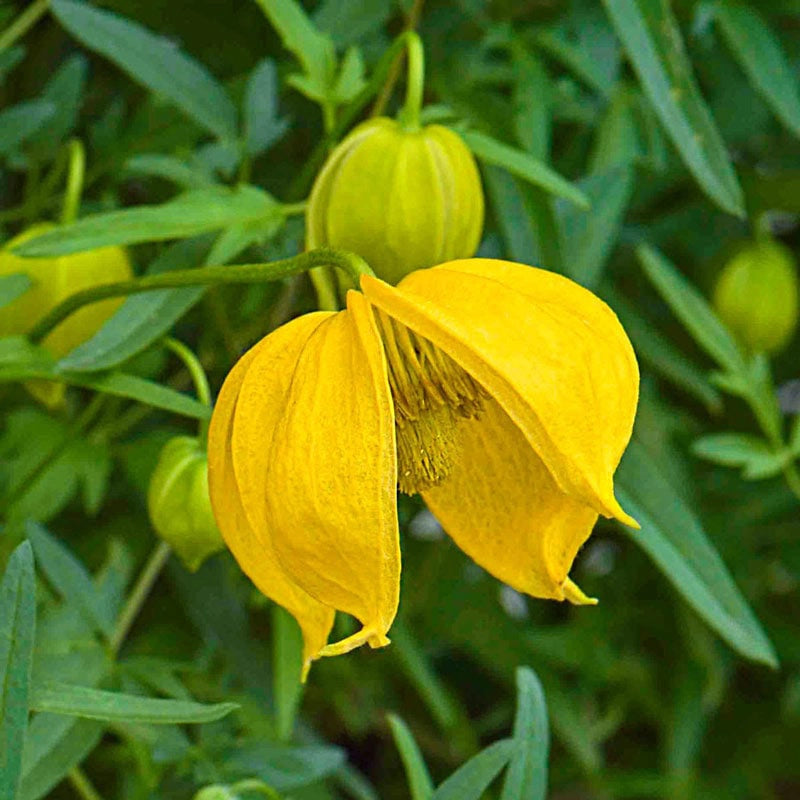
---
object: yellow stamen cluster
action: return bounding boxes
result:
[374,309,486,494]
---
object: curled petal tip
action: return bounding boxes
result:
[368,633,391,649]
[562,577,598,606]
[319,625,389,658]
[604,492,639,529]
[300,659,312,684]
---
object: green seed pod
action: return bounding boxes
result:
[713,237,799,355]
[307,117,484,285]
[148,436,225,572]
[0,223,133,406]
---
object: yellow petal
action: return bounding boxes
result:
[207,321,335,675]
[261,291,400,651]
[361,260,639,523]
[422,398,599,600]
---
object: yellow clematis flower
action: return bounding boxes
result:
[208,258,639,677]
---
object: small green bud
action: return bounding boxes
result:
[306,117,484,285]
[713,237,799,355]
[148,436,224,571]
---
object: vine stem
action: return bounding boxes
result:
[109,540,172,657]
[61,139,85,225]
[0,0,49,53]
[164,337,212,442]
[26,248,375,343]
[397,31,425,130]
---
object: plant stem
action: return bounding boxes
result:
[0,0,50,53]
[398,31,425,130]
[27,248,375,343]
[164,337,212,442]
[783,463,800,503]
[61,139,85,225]
[67,767,103,800]
[109,540,172,657]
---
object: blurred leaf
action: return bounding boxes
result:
[0,101,56,156]
[589,87,643,172]
[692,433,788,479]
[29,682,238,724]
[25,55,87,159]
[601,0,744,216]
[387,714,434,800]
[500,667,549,800]
[50,0,237,140]
[125,154,216,189]
[330,46,367,104]
[313,0,393,48]
[715,1,800,137]
[511,45,551,160]
[14,186,282,256]
[0,541,36,800]
[272,605,303,741]
[27,524,114,639]
[556,167,633,288]
[463,130,590,209]
[532,28,613,98]
[19,716,103,800]
[0,45,25,83]
[483,166,539,265]
[0,274,31,309]
[432,739,515,800]
[244,59,290,156]
[637,243,745,374]
[616,439,778,667]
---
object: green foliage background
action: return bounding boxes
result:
[1,0,800,798]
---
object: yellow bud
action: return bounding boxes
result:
[306,117,484,285]
[713,238,799,354]
[147,436,225,572]
[0,224,133,406]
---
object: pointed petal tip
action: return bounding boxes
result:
[604,492,639,529]
[562,577,598,606]
[318,624,390,658]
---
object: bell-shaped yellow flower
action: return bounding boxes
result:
[207,259,639,677]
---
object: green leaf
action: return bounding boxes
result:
[0,274,31,309]
[601,0,744,216]
[556,167,633,289]
[19,716,103,800]
[272,605,304,742]
[432,740,515,800]
[244,59,290,156]
[125,154,216,189]
[50,0,237,140]
[616,439,778,667]
[26,524,114,639]
[462,130,590,209]
[500,668,549,800]
[57,237,212,372]
[0,46,25,84]
[387,714,434,800]
[0,101,55,156]
[0,358,211,419]
[692,433,787,479]
[715,1,800,137]
[636,243,745,374]
[253,0,336,98]
[511,45,551,160]
[0,541,36,800]
[28,682,238,724]
[532,28,614,98]
[13,186,281,256]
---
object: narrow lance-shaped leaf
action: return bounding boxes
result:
[387,714,434,800]
[601,0,744,216]
[715,0,800,138]
[29,682,238,724]
[0,541,37,800]
[0,101,55,156]
[432,740,515,800]
[0,274,32,310]
[50,0,237,140]
[616,439,778,667]
[500,667,549,800]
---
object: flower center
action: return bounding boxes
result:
[374,309,487,494]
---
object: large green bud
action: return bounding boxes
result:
[0,223,133,406]
[148,436,224,572]
[713,237,799,355]
[306,117,484,285]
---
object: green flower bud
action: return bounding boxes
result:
[306,117,484,285]
[148,436,224,572]
[713,237,799,355]
[0,223,133,407]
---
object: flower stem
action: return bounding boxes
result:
[164,337,212,442]
[109,540,172,657]
[60,139,85,225]
[27,248,375,344]
[0,0,49,53]
[67,767,103,800]
[398,31,425,130]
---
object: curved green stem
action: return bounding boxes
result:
[164,337,211,442]
[398,31,425,130]
[0,0,49,53]
[61,139,85,225]
[28,248,375,343]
